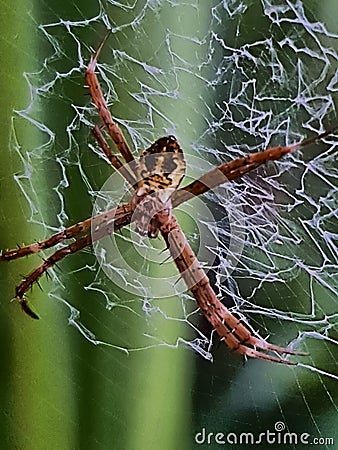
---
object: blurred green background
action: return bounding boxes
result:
[1,1,337,450]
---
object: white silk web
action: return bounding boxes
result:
[8,0,338,429]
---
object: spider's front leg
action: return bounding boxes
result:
[86,33,134,165]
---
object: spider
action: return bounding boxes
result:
[2,33,337,365]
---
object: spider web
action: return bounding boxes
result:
[6,0,338,445]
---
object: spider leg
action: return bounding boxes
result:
[298,125,338,148]
[86,36,135,164]
[211,318,300,365]
[172,126,338,207]
[92,125,136,186]
[1,217,93,262]
[0,204,133,262]
[12,204,134,318]
[92,124,125,170]
[15,234,92,318]
[159,215,305,364]
[205,299,306,356]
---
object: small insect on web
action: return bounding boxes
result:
[1,32,337,365]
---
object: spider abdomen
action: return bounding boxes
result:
[131,136,186,237]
